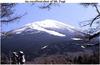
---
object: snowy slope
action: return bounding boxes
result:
[10,19,82,37]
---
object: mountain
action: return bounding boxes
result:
[1,19,99,61]
[6,19,80,36]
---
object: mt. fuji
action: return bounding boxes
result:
[7,19,84,37]
[2,19,98,60]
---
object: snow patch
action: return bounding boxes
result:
[81,46,86,48]
[41,45,48,49]
[26,23,66,37]
[71,38,83,40]
[12,27,27,34]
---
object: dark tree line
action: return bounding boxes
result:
[1,51,99,64]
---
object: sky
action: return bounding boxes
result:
[2,3,98,32]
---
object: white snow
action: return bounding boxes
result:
[35,20,60,29]
[45,30,66,37]
[11,19,77,37]
[71,38,83,40]
[12,27,27,34]
[26,19,75,31]
[27,23,66,37]
[16,31,22,34]
[41,45,48,49]
[81,45,86,48]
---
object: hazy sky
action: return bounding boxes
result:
[2,3,98,32]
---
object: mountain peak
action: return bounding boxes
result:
[35,19,61,28]
[10,19,79,37]
[25,19,75,29]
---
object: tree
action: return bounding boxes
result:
[80,3,100,26]
[0,3,24,23]
[80,3,100,40]
[0,3,55,23]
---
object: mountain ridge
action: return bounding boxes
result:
[3,19,86,37]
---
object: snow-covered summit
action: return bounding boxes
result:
[26,19,75,29]
[10,19,80,37]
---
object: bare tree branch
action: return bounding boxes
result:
[90,14,100,26]
[89,31,100,40]
[80,3,100,27]
[1,16,21,22]
[94,4,100,14]
[39,3,52,9]
[79,20,91,27]
[1,13,27,23]
[80,3,100,40]
[0,3,16,18]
